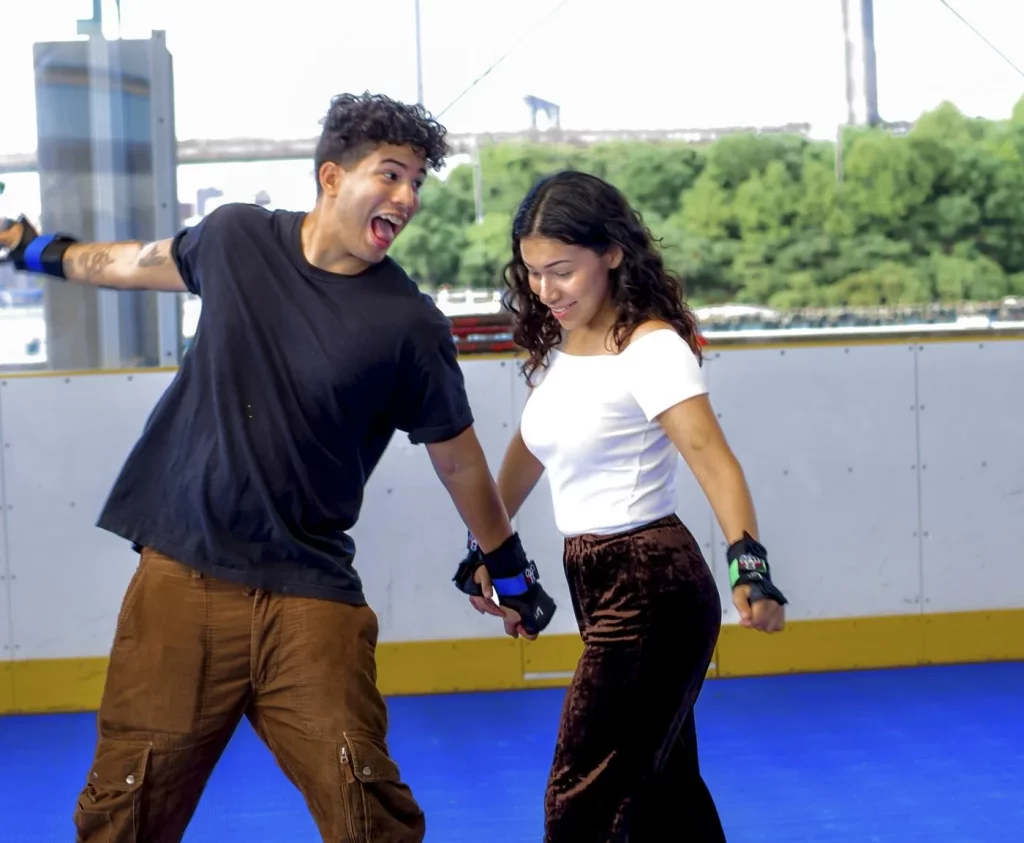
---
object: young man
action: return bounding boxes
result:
[0,92,556,842]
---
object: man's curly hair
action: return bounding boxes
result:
[313,92,449,193]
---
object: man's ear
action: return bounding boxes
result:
[318,161,346,197]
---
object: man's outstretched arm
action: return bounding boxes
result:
[62,238,186,292]
[1,216,187,292]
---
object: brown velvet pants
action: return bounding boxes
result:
[72,548,425,843]
[545,515,726,843]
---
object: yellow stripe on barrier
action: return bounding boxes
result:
[0,662,13,713]
[3,608,1022,715]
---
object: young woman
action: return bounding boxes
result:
[480,170,788,842]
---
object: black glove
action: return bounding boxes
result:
[0,215,78,279]
[453,531,556,636]
[727,532,788,606]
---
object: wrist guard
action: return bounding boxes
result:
[727,532,788,606]
[453,531,556,635]
[1,215,77,279]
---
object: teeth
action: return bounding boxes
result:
[380,214,403,225]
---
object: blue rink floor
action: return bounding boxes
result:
[1,662,1021,842]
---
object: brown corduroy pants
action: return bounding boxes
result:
[72,548,424,843]
[545,515,727,843]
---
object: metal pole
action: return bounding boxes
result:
[472,136,484,224]
[837,0,851,184]
[860,0,879,126]
[840,0,858,125]
[414,0,424,105]
[835,124,844,185]
[86,35,124,369]
[149,30,184,366]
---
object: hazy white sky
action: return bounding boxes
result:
[2,0,1022,148]
[1,0,1022,215]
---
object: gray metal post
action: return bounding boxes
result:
[471,136,484,225]
[86,34,124,370]
[860,0,880,126]
[32,31,180,372]
[148,30,183,367]
[839,0,880,127]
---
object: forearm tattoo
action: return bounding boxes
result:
[137,241,169,267]
[68,241,169,285]
[74,246,117,282]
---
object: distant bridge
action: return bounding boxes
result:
[0,124,819,174]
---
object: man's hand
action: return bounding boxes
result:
[469,566,537,640]
[0,217,21,244]
[0,216,34,259]
[0,215,78,280]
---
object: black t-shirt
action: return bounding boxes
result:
[96,203,473,604]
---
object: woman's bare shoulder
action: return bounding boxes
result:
[622,319,677,349]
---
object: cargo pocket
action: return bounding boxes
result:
[73,739,152,842]
[339,732,425,843]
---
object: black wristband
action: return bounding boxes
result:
[727,532,788,606]
[7,217,78,280]
[15,233,76,280]
[479,532,529,579]
[451,531,558,633]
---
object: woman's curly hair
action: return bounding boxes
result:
[313,92,449,193]
[502,170,703,385]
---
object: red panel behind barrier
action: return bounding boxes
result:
[449,313,707,355]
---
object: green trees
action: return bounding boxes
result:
[392,99,1024,307]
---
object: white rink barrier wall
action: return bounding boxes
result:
[1,336,1023,714]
